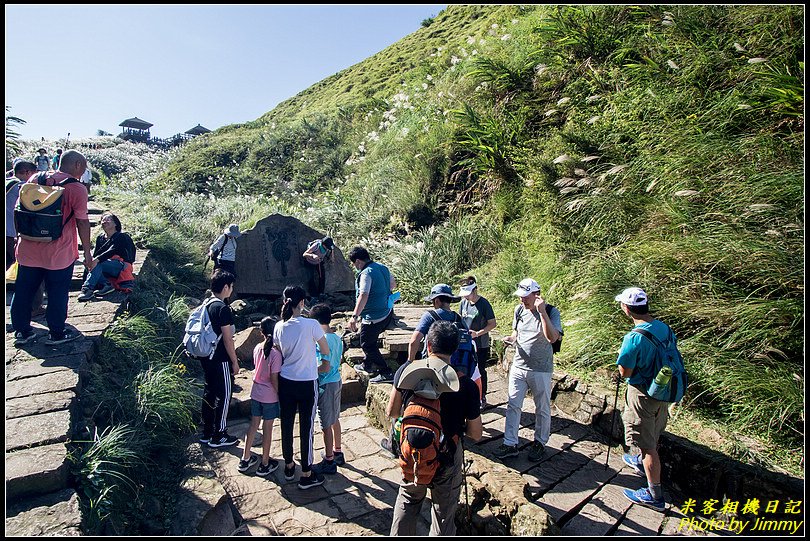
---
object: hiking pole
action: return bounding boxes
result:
[203,255,210,276]
[605,375,621,470]
[461,439,471,523]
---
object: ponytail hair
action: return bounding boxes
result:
[280,285,307,321]
[260,316,277,359]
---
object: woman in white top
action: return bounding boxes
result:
[273,285,331,489]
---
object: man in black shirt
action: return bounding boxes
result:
[199,269,241,448]
[388,321,482,536]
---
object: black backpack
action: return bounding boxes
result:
[14,172,80,242]
[514,304,563,353]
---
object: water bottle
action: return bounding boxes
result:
[393,417,403,442]
[647,366,672,401]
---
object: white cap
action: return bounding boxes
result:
[459,283,477,297]
[615,287,648,306]
[514,278,540,298]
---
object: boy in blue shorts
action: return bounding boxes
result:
[310,304,345,474]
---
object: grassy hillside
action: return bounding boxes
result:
[109,5,801,471]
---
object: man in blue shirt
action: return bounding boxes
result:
[615,287,673,511]
[347,246,396,383]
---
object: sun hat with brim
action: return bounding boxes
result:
[514,278,540,298]
[398,357,460,399]
[615,287,648,306]
[459,283,477,297]
[424,283,461,303]
[224,224,241,237]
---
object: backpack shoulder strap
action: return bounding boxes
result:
[5,178,20,194]
[427,309,440,324]
[631,327,664,348]
[514,304,524,331]
[59,177,80,186]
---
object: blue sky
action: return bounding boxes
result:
[5,5,446,140]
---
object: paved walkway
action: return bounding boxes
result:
[5,202,148,535]
[199,305,702,536]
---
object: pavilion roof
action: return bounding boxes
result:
[119,117,153,130]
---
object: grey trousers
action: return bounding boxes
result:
[390,444,464,536]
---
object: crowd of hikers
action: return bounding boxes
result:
[185,242,685,534]
[6,148,685,532]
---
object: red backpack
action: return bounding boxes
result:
[398,394,457,486]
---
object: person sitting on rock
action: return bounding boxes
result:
[78,213,136,301]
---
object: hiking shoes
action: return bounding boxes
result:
[45,330,80,345]
[78,288,95,302]
[322,450,346,466]
[238,454,259,473]
[312,459,338,475]
[298,472,325,490]
[493,444,519,460]
[353,362,378,376]
[208,433,239,448]
[380,437,397,458]
[369,372,394,384]
[199,434,212,445]
[623,453,646,477]
[256,459,279,477]
[623,487,665,511]
[13,330,36,346]
[284,463,296,481]
[94,284,116,297]
[528,441,546,462]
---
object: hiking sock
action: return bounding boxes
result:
[324,455,334,462]
[649,483,663,500]
[334,447,342,454]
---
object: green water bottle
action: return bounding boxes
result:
[393,417,403,442]
[648,366,672,400]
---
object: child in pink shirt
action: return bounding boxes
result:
[238,317,282,476]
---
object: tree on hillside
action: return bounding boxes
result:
[5,105,26,161]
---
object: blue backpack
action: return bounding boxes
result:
[631,327,688,403]
[425,310,478,378]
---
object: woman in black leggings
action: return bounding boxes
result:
[273,286,332,489]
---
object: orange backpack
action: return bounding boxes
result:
[398,394,457,485]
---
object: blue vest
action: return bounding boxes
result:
[356,261,391,321]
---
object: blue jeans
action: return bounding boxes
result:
[82,259,124,290]
[11,263,73,335]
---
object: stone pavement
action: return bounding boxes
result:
[195,304,703,536]
[5,201,148,535]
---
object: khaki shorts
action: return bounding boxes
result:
[623,384,669,450]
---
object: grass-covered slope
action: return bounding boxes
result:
[146,5,802,469]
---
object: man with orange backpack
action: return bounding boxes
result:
[387,321,482,536]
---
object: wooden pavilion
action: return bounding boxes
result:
[118,117,153,142]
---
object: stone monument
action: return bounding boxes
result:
[234,214,355,297]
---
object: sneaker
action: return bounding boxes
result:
[622,453,646,477]
[493,443,519,459]
[623,487,665,511]
[78,288,94,302]
[379,437,396,458]
[256,459,279,477]
[199,435,212,444]
[312,459,337,475]
[528,441,546,462]
[369,372,394,384]
[298,472,325,490]
[322,450,346,466]
[284,463,296,481]
[353,362,377,376]
[13,330,36,346]
[94,284,116,297]
[208,433,239,448]
[45,330,80,345]
[238,454,259,472]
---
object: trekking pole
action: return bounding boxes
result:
[461,439,471,523]
[203,255,210,275]
[605,376,621,470]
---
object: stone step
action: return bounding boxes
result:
[4,488,82,535]
[5,443,71,502]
